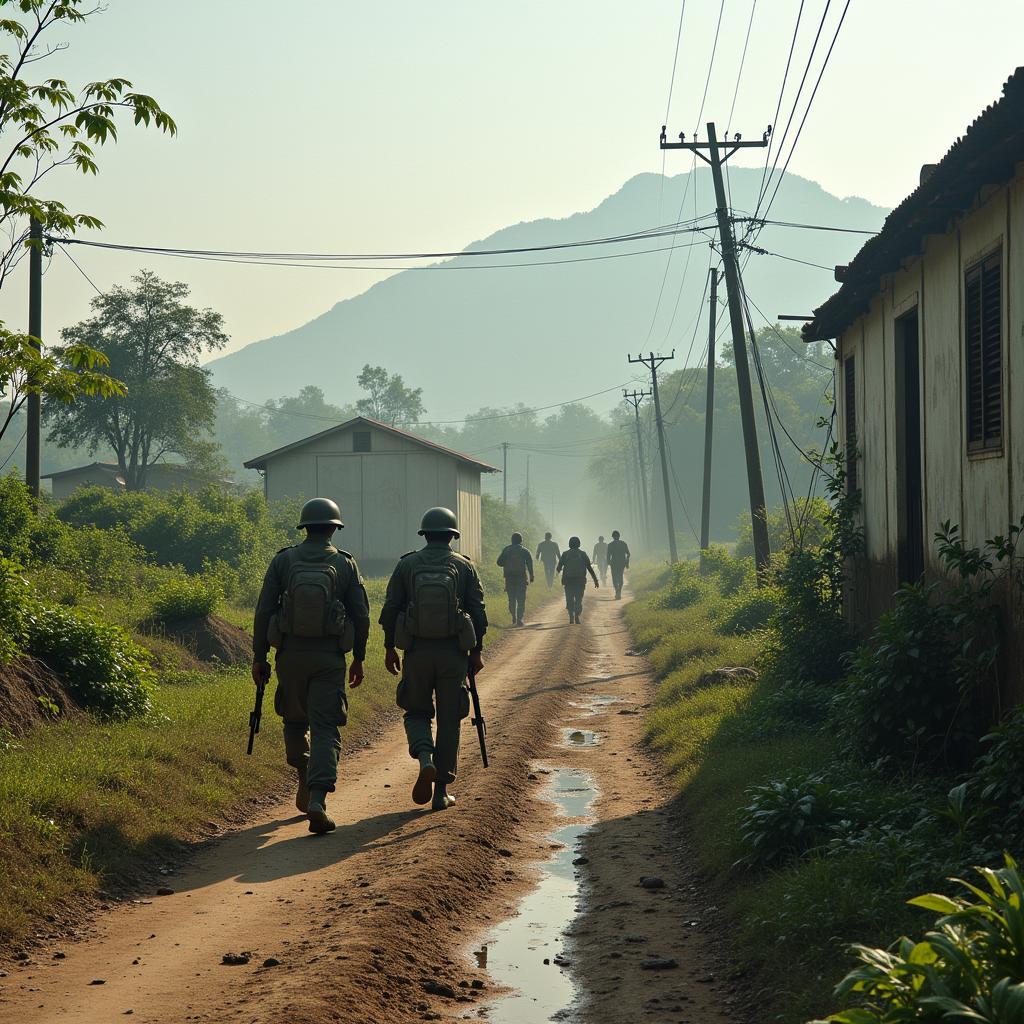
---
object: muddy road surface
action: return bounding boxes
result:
[0,591,735,1024]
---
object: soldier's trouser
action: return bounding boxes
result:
[274,647,348,795]
[543,563,556,587]
[564,581,586,618]
[396,640,470,787]
[598,562,608,584]
[506,579,528,621]
[610,565,625,594]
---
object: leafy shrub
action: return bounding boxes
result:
[735,497,831,560]
[151,575,221,620]
[22,605,152,719]
[739,771,850,867]
[0,474,33,562]
[971,706,1024,840]
[841,581,991,769]
[0,557,30,661]
[700,544,754,595]
[660,561,717,610]
[27,565,87,607]
[814,855,1024,1024]
[718,583,781,635]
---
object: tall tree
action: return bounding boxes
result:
[47,271,228,490]
[0,1,175,444]
[355,364,424,426]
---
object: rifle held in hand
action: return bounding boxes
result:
[468,667,488,768]
[247,679,266,755]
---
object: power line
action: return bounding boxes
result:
[743,290,832,372]
[740,241,835,272]
[0,428,26,472]
[738,216,877,235]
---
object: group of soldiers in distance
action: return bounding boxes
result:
[497,529,631,625]
[251,497,632,837]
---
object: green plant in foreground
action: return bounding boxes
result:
[739,771,850,867]
[814,855,1024,1024]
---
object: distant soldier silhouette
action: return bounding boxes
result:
[535,532,560,588]
[496,532,534,626]
[606,530,631,600]
[592,535,608,585]
[556,536,599,624]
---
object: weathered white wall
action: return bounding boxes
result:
[260,424,483,569]
[49,469,122,502]
[456,466,482,562]
[839,173,1022,600]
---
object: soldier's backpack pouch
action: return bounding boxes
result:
[281,560,339,638]
[456,611,477,654]
[393,611,412,651]
[407,564,460,640]
[266,613,284,649]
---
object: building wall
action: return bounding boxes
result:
[456,466,482,562]
[261,424,482,573]
[838,174,1024,695]
[49,469,122,502]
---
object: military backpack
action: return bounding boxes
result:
[269,554,353,650]
[397,557,477,651]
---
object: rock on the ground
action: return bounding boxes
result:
[639,876,666,890]
[641,958,679,970]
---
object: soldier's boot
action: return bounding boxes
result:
[412,750,437,806]
[307,790,336,835]
[295,765,310,814]
[432,783,456,811]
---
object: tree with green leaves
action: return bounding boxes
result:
[0,0,175,446]
[47,271,228,490]
[355,364,424,426]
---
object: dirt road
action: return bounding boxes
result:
[0,590,735,1024]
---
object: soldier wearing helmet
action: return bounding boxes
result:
[379,507,488,811]
[496,531,534,626]
[555,535,599,624]
[252,497,370,835]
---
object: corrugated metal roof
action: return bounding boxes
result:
[804,67,1024,342]
[243,415,500,473]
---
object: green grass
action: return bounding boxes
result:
[624,562,940,1023]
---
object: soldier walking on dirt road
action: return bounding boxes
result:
[379,507,487,811]
[592,535,608,585]
[497,532,534,625]
[252,497,370,835]
[556,535,599,624]
[606,530,631,600]
[535,532,560,588]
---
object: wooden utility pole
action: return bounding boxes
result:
[25,217,42,497]
[628,352,677,563]
[699,268,719,553]
[661,121,771,577]
[501,441,509,504]
[622,388,651,548]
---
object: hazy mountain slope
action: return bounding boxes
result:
[207,169,886,413]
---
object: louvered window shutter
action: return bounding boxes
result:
[844,355,857,493]
[965,253,1002,452]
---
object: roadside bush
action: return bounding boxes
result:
[735,497,830,560]
[717,582,781,635]
[700,544,754,595]
[0,474,33,562]
[660,561,717,610]
[739,770,850,867]
[151,575,221,621]
[22,605,152,719]
[971,706,1024,841]
[813,855,1024,1024]
[0,557,29,661]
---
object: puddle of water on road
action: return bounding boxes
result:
[569,694,624,716]
[562,727,602,747]
[474,768,596,1024]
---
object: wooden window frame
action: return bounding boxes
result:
[964,248,1003,455]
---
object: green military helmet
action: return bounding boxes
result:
[297,496,344,529]
[418,506,460,537]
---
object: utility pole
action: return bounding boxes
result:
[622,388,652,549]
[661,121,771,577]
[628,352,677,563]
[525,455,530,513]
[25,217,42,498]
[501,441,509,505]
[699,268,719,554]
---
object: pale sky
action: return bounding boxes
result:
[2,0,1022,364]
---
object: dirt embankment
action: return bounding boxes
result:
[141,613,252,668]
[0,656,81,735]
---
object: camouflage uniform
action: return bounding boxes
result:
[497,539,534,624]
[253,537,370,796]
[379,541,488,787]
